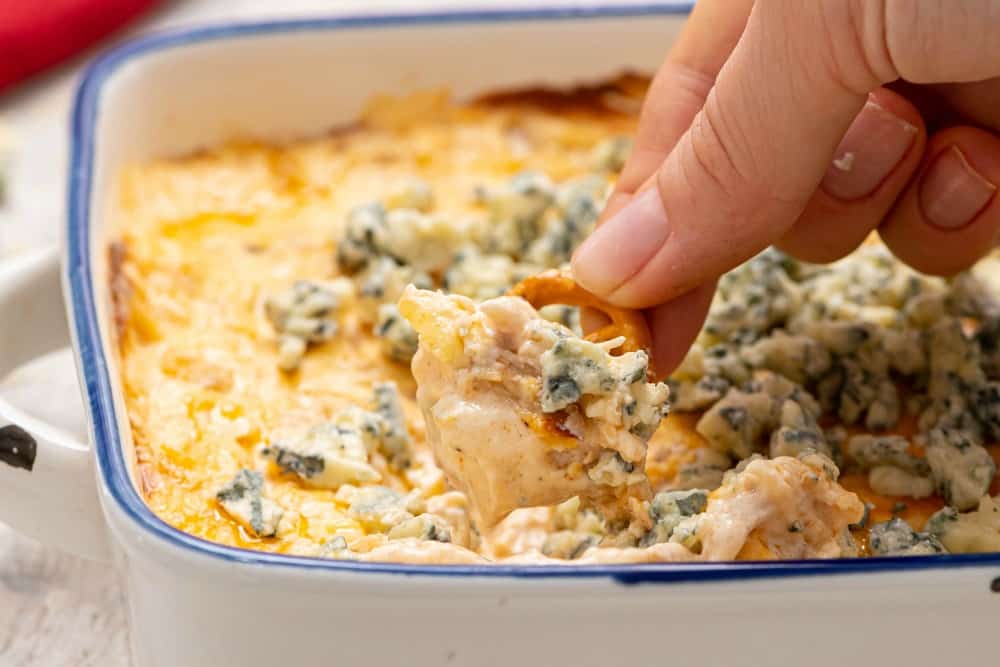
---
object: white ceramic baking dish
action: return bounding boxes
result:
[2,5,999,666]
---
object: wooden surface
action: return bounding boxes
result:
[0,526,129,667]
[0,349,128,666]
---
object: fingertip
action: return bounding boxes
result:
[919,144,997,231]
[866,88,927,136]
[818,92,924,203]
[880,126,1000,276]
[572,187,673,305]
[648,280,716,378]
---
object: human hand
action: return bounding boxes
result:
[571,0,1000,376]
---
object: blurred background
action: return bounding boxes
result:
[0,1,655,665]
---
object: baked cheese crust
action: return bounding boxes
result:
[113,78,1000,563]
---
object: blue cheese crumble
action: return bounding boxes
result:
[216,469,284,538]
[334,162,623,376]
[373,381,412,469]
[668,243,1000,522]
[641,489,708,547]
[524,176,606,267]
[374,303,420,363]
[337,202,390,273]
[539,335,670,440]
[477,171,555,256]
[357,256,432,322]
[387,514,452,542]
[261,419,382,490]
[846,434,935,499]
[591,136,633,172]
[846,435,930,475]
[540,496,608,559]
[925,427,996,510]
[265,279,352,371]
[868,518,946,556]
[338,199,483,276]
[696,372,827,460]
[443,246,540,301]
[261,383,414,489]
[343,485,419,531]
[668,375,731,412]
[340,485,450,543]
[925,496,1000,553]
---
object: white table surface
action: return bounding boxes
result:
[0,1,664,664]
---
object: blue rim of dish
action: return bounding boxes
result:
[66,4,1000,584]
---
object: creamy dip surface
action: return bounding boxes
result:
[113,78,1000,564]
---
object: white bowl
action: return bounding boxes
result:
[1,6,998,666]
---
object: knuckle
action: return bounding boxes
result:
[881,0,997,83]
[810,0,897,94]
[882,0,938,81]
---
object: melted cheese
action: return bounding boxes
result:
[115,84,642,558]
[115,80,997,564]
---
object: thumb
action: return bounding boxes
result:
[572,0,1000,308]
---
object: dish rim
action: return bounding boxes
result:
[67,3,1000,583]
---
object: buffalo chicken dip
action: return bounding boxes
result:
[113,78,1000,564]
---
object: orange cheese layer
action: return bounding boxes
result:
[113,78,996,560]
[114,83,643,557]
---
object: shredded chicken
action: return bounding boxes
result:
[400,286,669,527]
[687,454,865,560]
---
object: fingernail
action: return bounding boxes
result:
[572,187,670,296]
[821,99,918,201]
[920,146,997,230]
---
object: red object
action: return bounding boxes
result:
[0,0,162,94]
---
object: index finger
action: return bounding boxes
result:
[601,0,753,219]
[584,0,752,373]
